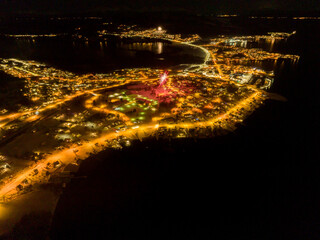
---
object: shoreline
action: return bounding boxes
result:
[0,30,286,237]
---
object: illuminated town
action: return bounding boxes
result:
[0,26,299,211]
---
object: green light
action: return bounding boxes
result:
[139,116,145,120]
[131,118,136,121]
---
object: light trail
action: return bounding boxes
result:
[209,50,224,77]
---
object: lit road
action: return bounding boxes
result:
[0,28,287,204]
[0,87,264,202]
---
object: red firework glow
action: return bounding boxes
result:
[159,71,168,87]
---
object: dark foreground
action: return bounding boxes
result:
[50,18,320,238]
[49,97,320,240]
[50,22,320,238]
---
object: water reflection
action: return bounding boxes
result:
[0,37,204,73]
[118,41,164,53]
[156,42,163,54]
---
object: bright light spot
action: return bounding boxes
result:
[158,26,162,31]
[55,133,73,140]
[159,71,168,87]
[157,42,163,54]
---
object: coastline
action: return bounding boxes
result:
[0,33,212,237]
[0,29,291,237]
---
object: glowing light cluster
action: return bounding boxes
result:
[159,71,168,87]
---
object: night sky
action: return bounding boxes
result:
[0,0,319,15]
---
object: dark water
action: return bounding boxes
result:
[0,35,204,110]
[0,36,204,74]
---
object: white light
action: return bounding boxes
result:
[158,26,162,31]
